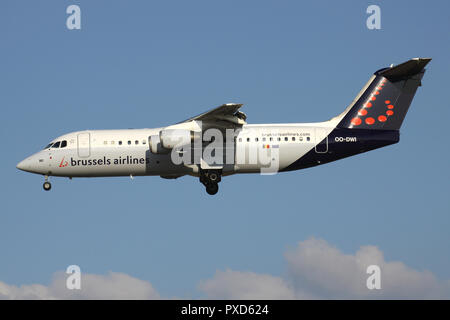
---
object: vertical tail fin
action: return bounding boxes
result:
[337,58,431,130]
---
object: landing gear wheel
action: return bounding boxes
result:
[43,181,52,191]
[200,169,222,195]
[208,172,219,182]
[206,183,219,195]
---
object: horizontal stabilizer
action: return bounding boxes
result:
[376,58,431,82]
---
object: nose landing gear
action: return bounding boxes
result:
[200,170,221,195]
[43,176,51,191]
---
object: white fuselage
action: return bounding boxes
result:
[17,121,337,179]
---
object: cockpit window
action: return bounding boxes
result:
[44,143,53,149]
[52,141,61,148]
[60,140,67,148]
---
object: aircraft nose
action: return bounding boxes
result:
[16,158,32,172]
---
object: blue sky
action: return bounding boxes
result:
[1,1,449,299]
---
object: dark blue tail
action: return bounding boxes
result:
[338,58,431,130]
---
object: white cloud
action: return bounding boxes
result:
[0,283,54,300]
[198,269,300,299]
[0,272,160,300]
[1,238,449,299]
[200,238,450,299]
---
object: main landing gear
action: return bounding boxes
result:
[43,176,51,191]
[200,170,221,195]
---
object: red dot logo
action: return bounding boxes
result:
[351,117,362,126]
[354,88,395,126]
[378,115,387,122]
[365,117,375,125]
[358,109,368,116]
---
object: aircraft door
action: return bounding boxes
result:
[77,132,91,158]
[315,128,328,153]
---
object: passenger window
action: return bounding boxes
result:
[111,141,115,145]
[277,137,281,141]
[142,140,146,144]
[255,138,259,142]
[307,137,310,141]
[269,137,273,141]
[247,138,250,142]
[262,137,266,142]
[52,141,61,148]
[119,141,122,145]
[299,137,303,142]
[135,140,139,145]
[292,137,295,141]
[284,137,288,141]
[128,141,131,145]
[61,140,67,148]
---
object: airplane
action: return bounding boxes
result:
[17,58,430,195]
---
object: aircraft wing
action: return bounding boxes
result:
[178,103,247,128]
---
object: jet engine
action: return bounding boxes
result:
[149,129,201,154]
[149,135,170,154]
[159,129,191,149]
